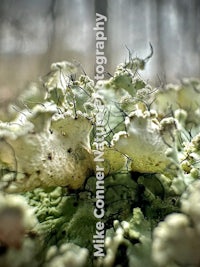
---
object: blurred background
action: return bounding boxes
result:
[0,0,200,104]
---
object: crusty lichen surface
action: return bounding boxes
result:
[1,57,200,266]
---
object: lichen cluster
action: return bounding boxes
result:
[0,58,200,267]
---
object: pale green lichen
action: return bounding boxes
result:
[44,243,88,267]
[0,192,40,267]
[111,108,172,174]
[0,57,200,267]
[152,180,200,267]
[0,109,93,192]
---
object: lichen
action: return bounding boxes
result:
[0,58,200,266]
[0,192,40,267]
[152,180,200,267]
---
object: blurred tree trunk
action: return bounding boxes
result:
[94,0,108,76]
[155,0,165,75]
[45,0,58,68]
[94,0,108,52]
